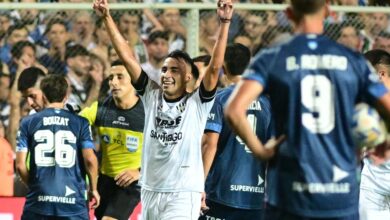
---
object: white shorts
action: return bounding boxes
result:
[359,188,390,220]
[141,189,201,220]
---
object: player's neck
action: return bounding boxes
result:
[46,102,64,109]
[113,93,139,110]
[294,17,324,35]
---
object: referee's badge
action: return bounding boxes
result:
[126,135,139,152]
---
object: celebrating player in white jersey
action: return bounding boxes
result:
[93,0,233,219]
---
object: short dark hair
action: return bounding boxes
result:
[17,67,46,92]
[44,18,68,36]
[192,55,211,66]
[6,23,28,39]
[65,44,89,60]
[365,49,390,66]
[40,74,68,103]
[11,41,36,59]
[111,59,125,67]
[167,50,199,80]
[378,31,390,39]
[291,0,326,15]
[224,43,251,76]
[148,30,169,44]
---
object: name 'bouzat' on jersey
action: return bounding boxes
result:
[243,34,388,218]
[16,108,95,217]
[205,85,273,210]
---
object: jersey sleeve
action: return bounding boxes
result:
[242,51,270,89]
[204,95,223,133]
[361,59,388,102]
[79,101,98,125]
[79,119,95,150]
[16,118,29,152]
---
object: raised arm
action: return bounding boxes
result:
[93,0,142,84]
[202,0,233,91]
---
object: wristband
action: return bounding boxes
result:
[220,17,231,23]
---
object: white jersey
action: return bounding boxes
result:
[361,158,390,195]
[135,71,215,192]
[141,62,161,85]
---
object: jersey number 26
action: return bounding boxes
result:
[34,130,77,168]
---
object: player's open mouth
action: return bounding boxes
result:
[162,79,175,87]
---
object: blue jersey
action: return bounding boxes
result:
[16,108,95,217]
[205,86,272,209]
[244,34,388,217]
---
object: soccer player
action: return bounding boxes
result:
[225,0,390,219]
[80,60,144,220]
[15,74,100,219]
[200,43,271,220]
[360,49,390,220]
[93,0,232,218]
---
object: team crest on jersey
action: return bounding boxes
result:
[101,134,110,143]
[176,102,186,113]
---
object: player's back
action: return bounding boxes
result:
[205,86,272,209]
[17,108,92,216]
[246,34,387,217]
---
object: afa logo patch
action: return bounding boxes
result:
[101,134,110,143]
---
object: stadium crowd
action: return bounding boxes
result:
[0,0,390,219]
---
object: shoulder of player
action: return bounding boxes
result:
[215,86,234,102]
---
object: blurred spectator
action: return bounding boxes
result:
[0,67,10,132]
[199,11,219,55]
[0,12,11,45]
[0,23,29,65]
[108,45,120,64]
[236,11,268,54]
[65,44,102,108]
[90,18,112,69]
[9,41,47,77]
[338,22,361,51]
[115,10,147,63]
[255,25,291,52]
[374,31,390,53]
[70,11,96,50]
[0,120,13,197]
[141,30,169,83]
[65,44,91,106]
[10,0,42,38]
[368,12,389,39]
[157,8,186,51]
[38,18,70,74]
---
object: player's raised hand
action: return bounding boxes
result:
[217,0,233,23]
[115,169,140,187]
[89,190,100,209]
[93,0,109,17]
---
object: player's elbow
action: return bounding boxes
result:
[224,102,244,127]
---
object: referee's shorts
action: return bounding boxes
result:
[95,173,140,220]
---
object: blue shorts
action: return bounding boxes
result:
[21,209,89,220]
[265,204,359,220]
[198,199,264,220]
